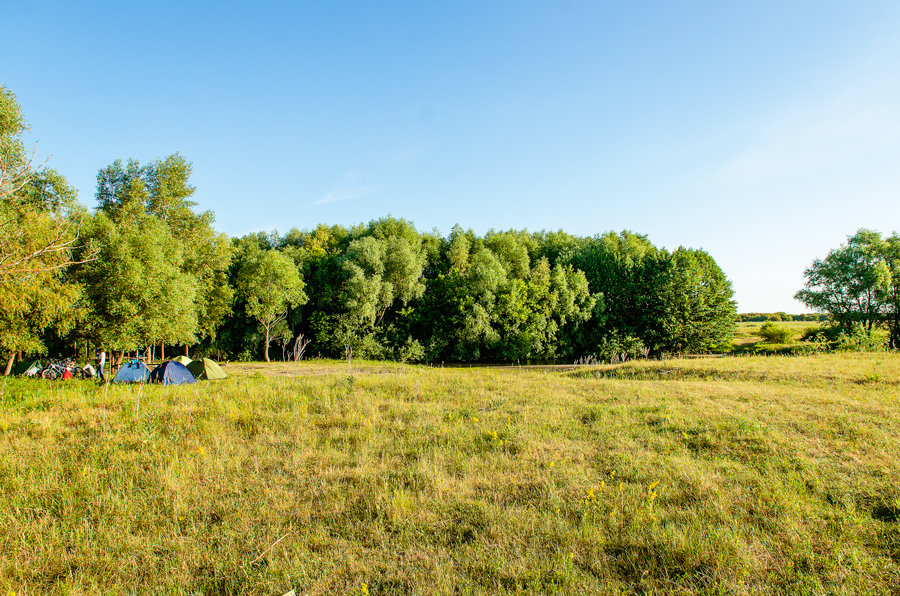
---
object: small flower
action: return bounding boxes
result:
[198,446,205,456]
[472,417,479,423]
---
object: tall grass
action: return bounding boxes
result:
[1,353,899,594]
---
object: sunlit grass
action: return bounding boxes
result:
[1,353,899,594]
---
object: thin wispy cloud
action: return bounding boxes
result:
[713,50,900,187]
[715,101,900,186]
[314,184,382,205]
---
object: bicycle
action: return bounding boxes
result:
[40,358,84,380]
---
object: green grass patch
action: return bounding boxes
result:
[2,354,900,593]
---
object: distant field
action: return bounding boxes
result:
[2,353,899,594]
[733,321,823,348]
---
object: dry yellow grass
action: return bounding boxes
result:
[1,352,899,594]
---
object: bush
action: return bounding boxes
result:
[759,322,792,344]
[836,330,888,352]
[800,326,842,343]
[595,331,648,362]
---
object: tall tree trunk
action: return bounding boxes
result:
[264,324,271,362]
[161,343,165,361]
[184,345,190,357]
[4,353,15,377]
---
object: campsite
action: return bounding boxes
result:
[5,2,900,594]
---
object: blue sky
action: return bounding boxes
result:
[4,1,900,312]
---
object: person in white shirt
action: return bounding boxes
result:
[97,349,106,383]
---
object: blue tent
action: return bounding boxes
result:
[112,359,150,383]
[149,360,196,385]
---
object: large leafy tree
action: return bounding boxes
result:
[235,246,306,362]
[654,248,737,353]
[79,210,198,357]
[92,154,233,352]
[795,230,890,336]
[1,86,92,374]
[337,217,427,355]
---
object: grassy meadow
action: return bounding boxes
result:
[732,321,823,353]
[1,354,900,594]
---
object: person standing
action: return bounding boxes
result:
[97,349,106,384]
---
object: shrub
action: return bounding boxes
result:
[759,322,792,344]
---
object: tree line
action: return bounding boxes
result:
[1,85,738,372]
[735,313,827,323]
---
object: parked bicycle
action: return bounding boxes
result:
[40,358,85,380]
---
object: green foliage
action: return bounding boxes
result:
[235,246,306,362]
[796,229,900,350]
[759,322,792,344]
[654,248,737,353]
[93,154,234,346]
[0,86,89,372]
[0,85,749,366]
[80,211,198,351]
[738,312,826,322]
[795,229,890,336]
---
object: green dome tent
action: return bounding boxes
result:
[172,355,193,366]
[187,358,227,380]
[12,360,42,376]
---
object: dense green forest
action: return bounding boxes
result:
[1,85,743,369]
[6,83,900,370]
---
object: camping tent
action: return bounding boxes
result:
[187,358,227,380]
[12,360,42,376]
[172,355,192,366]
[112,359,151,383]
[149,360,196,385]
